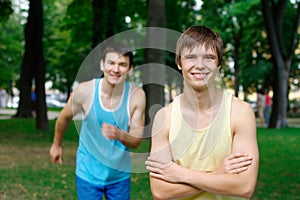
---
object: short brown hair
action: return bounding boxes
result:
[175,26,223,67]
[102,42,134,67]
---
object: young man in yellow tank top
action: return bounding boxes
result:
[146,26,259,199]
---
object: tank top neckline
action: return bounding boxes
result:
[175,90,226,133]
[97,78,125,112]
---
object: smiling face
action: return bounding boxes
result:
[175,26,223,91]
[180,45,219,90]
[100,52,132,86]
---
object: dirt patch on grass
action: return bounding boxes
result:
[0,142,77,170]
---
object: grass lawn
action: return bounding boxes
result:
[252,127,300,200]
[0,118,299,199]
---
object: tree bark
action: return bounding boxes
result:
[92,0,106,47]
[261,0,299,128]
[15,0,37,119]
[143,0,166,136]
[15,0,49,130]
[33,0,49,130]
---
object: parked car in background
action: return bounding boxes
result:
[46,97,66,108]
[247,100,257,113]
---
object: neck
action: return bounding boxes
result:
[181,83,221,111]
[101,79,124,98]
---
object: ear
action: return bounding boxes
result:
[177,65,182,70]
[100,59,104,71]
[128,66,133,75]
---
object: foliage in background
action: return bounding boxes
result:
[261,0,300,128]
[0,1,25,89]
[0,0,13,22]
[200,0,273,96]
[0,0,299,127]
[1,0,299,97]
[0,16,24,89]
[44,0,93,96]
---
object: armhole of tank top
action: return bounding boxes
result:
[127,83,132,127]
[226,92,233,138]
[169,96,179,141]
[82,79,97,120]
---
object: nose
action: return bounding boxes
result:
[194,57,205,70]
[112,64,120,72]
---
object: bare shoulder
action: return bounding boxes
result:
[153,102,173,130]
[231,96,256,132]
[75,80,94,95]
[72,80,94,106]
[129,84,146,107]
[231,96,254,115]
[155,102,172,119]
[151,103,172,142]
[130,84,146,99]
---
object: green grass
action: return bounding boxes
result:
[0,119,299,199]
[251,127,300,200]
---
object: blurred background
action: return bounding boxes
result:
[0,0,299,130]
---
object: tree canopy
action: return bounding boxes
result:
[0,0,299,129]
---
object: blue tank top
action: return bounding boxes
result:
[76,78,131,185]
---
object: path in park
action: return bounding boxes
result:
[0,108,60,120]
[0,108,299,127]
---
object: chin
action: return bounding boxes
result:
[109,78,123,85]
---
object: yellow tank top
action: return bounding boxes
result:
[169,91,247,200]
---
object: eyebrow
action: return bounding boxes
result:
[182,53,197,57]
[182,53,216,57]
[204,53,217,58]
[107,59,129,65]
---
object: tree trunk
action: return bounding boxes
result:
[106,0,117,38]
[33,0,49,130]
[92,0,106,47]
[269,60,289,128]
[15,0,49,130]
[261,0,299,128]
[143,0,166,136]
[15,0,37,119]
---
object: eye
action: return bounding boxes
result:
[204,55,215,60]
[184,55,196,60]
[120,63,129,67]
[106,60,114,65]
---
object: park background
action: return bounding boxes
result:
[0,0,300,199]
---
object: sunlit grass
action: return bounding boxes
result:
[0,119,299,199]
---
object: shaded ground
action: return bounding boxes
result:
[0,141,78,200]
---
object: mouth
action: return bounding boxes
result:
[110,74,121,79]
[191,72,209,79]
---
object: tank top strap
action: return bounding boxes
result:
[169,95,197,160]
[94,78,101,102]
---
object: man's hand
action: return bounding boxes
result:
[145,152,253,183]
[215,153,253,174]
[49,144,63,164]
[101,123,120,140]
[146,158,186,183]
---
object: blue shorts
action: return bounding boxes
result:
[76,175,130,200]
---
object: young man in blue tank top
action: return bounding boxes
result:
[146,26,259,199]
[50,43,146,200]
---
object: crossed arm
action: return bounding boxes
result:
[145,100,259,199]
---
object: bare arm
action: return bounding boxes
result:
[49,81,93,164]
[102,87,146,148]
[147,105,202,199]
[147,100,259,199]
